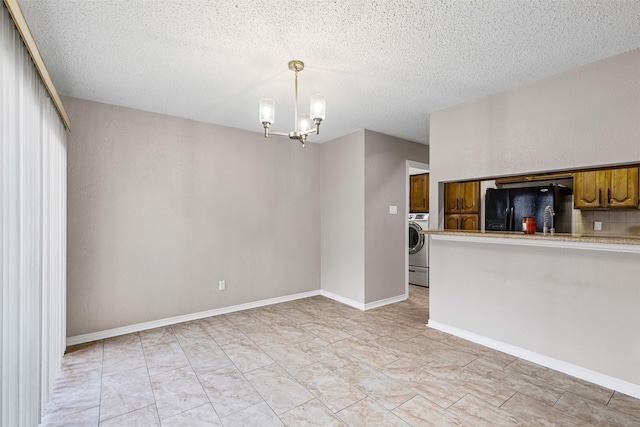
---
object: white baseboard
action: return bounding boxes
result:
[319,290,408,311]
[320,290,365,310]
[365,293,408,310]
[67,290,321,346]
[428,320,640,399]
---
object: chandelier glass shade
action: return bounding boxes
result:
[259,60,325,147]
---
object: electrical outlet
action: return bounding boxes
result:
[594,221,602,231]
[218,280,226,291]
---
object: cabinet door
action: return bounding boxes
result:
[459,181,480,213]
[608,167,639,208]
[574,171,607,208]
[460,214,479,230]
[409,174,429,212]
[444,214,460,230]
[444,183,460,213]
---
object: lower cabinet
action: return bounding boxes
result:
[444,214,479,230]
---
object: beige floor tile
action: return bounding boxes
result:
[336,397,409,426]
[150,366,209,419]
[182,340,232,375]
[244,363,314,414]
[444,335,517,367]
[40,405,99,427]
[220,339,274,373]
[380,356,468,409]
[42,366,102,419]
[102,340,146,377]
[420,326,453,342]
[198,365,263,418]
[373,335,438,364]
[221,311,255,326]
[61,341,104,371]
[607,391,640,419]
[393,395,470,426]
[447,393,524,426]
[302,321,352,343]
[279,399,347,427]
[43,285,640,427]
[330,337,399,368]
[303,342,360,370]
[98,404,160,426]
[500,392,586,426]
[236,320,284,344]
[202,321,247,346]
[291,362,366,413]
[221,401,283,427]
[427,360,516,407]
[143,340,190,376]
[139,326,177,347]
[258,340,317,372]
[507,358,613,404]
[334,361,416,410]
[99,366,154,421]
[171,321,213,347]
[555,391,640,426]
[103,333,141,350]
[466,358,565,406]
[160,403,223,427]
[269,322,315,344]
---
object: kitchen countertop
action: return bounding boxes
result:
[421,229,640,251]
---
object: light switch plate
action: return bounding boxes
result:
[594,221,602,231]
[389,205,398,215]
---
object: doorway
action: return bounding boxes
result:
[406,160,430,309]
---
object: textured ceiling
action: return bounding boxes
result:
[18,0,640,144]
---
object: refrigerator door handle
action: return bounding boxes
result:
[504,207,509,231]
[509,207,514,231]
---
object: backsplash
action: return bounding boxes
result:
[575,209,640,236]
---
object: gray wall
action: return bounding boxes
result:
[320,131,365,303]
[65,97,321,337]
[364,130,429,303]
[428,49,640,388]
[430,238,640,386]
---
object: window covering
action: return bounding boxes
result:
[1,2,67,425]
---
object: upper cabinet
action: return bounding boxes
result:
[410,173,429,212]
[574,167,639,209]
[444,181,481,230]
[444,181,480,214]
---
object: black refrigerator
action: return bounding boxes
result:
[485,185,573,233]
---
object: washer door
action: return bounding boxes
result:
[408,222,424,254]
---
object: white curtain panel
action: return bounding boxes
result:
[1,4,67,426]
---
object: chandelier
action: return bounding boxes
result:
[259,60,326,148]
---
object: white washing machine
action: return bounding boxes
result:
[408,213,429,287]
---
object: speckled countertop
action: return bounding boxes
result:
[420,229,640,246]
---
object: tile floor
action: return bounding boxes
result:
[41,286,640,426]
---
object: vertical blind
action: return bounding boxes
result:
[1,3,67,426]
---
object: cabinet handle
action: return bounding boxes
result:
[456,218,460,229]
[598,189,602,206]
[461,197,464,210]
[608,188,611,205]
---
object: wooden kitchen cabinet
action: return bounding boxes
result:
[574,167,639,209]
[444,180,480,230]
[444,214,479,230]
[410,173,429,212]
[444,181,480,214]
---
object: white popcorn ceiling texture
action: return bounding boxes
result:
[18,0,640,144]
